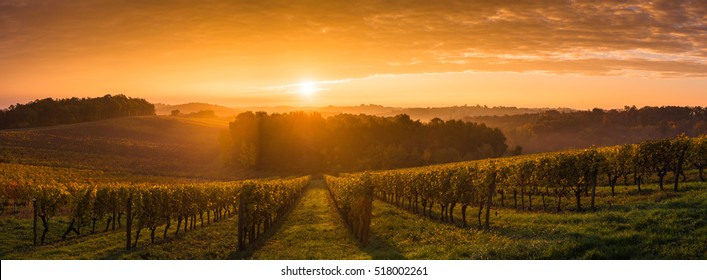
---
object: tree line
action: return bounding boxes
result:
[466,106,707,153]
[0,94,155,129]
[226,111,509,174]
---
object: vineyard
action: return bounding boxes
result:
[0,162,308,256]
[326,134,705,234]
[325,174,374,244]
[0,134,705,259]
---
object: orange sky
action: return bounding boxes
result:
[1,0,705,109]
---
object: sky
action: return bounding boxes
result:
[0,0,705,109]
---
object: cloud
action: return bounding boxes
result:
[0,0,705,84]
[353,0,706,77]
[0,0,29,7]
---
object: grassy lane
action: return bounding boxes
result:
[251,180,370,260]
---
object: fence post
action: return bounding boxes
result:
[32,198,37,246]
[126,195,132,250]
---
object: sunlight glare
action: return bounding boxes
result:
[298,81,318,97]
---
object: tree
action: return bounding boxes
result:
[227,111,510,174]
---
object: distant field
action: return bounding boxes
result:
[0,116,242,180]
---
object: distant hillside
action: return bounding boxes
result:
[389,105,571,121]
[316,104,402,117]
[315,104,563,121]
[154,102,241,117]
[195,104,560,121]
[465,106,707,153]
[0,116,243,180]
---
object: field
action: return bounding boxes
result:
[0,117,705,260]
[0,116,239,180]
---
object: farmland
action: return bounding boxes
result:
[1,169,704,259]
[0,116,238,180]
[1,117,704,259]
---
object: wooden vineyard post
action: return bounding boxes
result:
[590,175,597,211]
[361,183,373,245]
[32,198,37,246]
[237,190,245,251]
[126,195,132,250]
[485,174,496,230]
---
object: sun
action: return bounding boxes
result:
[298,81,318,97]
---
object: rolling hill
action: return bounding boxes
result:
[0,116,243,180]
[154,103,557,121]
[154,103,242,117]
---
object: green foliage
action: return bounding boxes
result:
[601,144,635,194]
[689,135,707,181]
[338,134,702,230]
[0,164,308,250]
[325,174,374,244]
[237,177,309,250]
[1,174,705,259]
[366,160,497,228]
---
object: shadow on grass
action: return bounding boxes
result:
[322,181,406,260]
[362,233,406,260]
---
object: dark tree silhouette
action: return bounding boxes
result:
[228,111,508,173]
[0,94,155,129]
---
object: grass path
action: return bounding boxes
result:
[251,180,370,259]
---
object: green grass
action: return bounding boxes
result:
[0,216,127,258]
[251,180,370,260]
[2,216,132,259]
[366,181,707,259]
[119,217,239,260]
[1,214,240,259]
